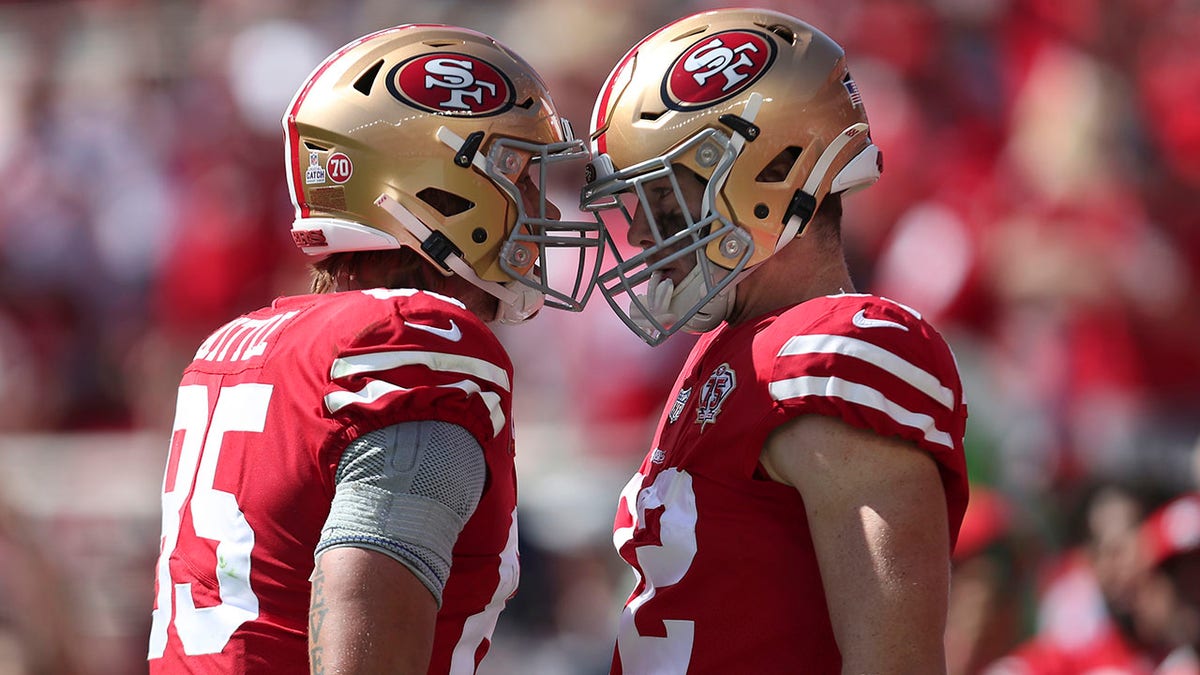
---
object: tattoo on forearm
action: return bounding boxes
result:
[309,565,328,674]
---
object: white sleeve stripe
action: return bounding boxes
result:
[449,507,520,674]
[831,294,923,320]
[331,350,510,392]
[324,379,505,436]
[777,334,954,410]
[443,381,505,437]
[768,375,954,450]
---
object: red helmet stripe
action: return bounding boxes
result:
[591,19,678,155]
[283,114,309,217]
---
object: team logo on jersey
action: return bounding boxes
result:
[696,363,736,431]
[387,52,515,116]
[651,448,667,464]
[668,386,692,424]
[662,30,776,112]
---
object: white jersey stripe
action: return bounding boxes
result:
[832,294,923,320]
[449,506,520,674]
[324,379,505,436]
[331,350,511,392]
[768,375,954,450]
[441,381,505,437]
[777,334,954,410]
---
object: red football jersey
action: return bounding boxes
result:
[611,294,969,674]
[148,289,519,674]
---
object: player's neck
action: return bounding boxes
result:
[727,236,854,325]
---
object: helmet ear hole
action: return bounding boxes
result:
[756,146,802,183]
[416,187,475,217]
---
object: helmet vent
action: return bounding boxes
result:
[304,141,330,152]
[639,111,664,121]
[670,25,709,42]
[423,39,461,47]
[353,59,385,96]
[756,146,803,183]
[761,23,797,45]
[515,97,536,110]
[417,187,475,217]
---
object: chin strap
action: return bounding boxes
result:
[375,193,544,324]
[777,122,876,251]
[630,264,737,337]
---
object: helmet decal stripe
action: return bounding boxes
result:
[284,115,308,218]
[590,20,677,155]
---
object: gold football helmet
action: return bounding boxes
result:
[581,9,882,344]
[285,24,603,323]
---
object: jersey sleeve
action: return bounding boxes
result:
[766,296,968,464]
[321,290,514,448]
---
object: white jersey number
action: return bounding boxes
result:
[613,467,699,674]
[148,383,271,658]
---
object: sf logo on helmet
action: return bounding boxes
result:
[388,53,515,116]
[663,30,776,111]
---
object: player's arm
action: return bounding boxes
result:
[761,413,951,675]
[309,547,436,674]
[309,420,487,674]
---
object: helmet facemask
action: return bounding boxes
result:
[484,133,606,316]
[582,126,756,346]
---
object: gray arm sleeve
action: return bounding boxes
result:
[316,420,486,607]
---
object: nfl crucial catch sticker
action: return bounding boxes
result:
[305,150,327,185]
[696,363,736,431]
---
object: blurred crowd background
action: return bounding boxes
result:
[0,0,1198,673]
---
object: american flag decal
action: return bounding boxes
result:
[843,73,863,107]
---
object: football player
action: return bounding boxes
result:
[581,8,969,673]
[148,24,603,674]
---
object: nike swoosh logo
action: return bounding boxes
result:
[404,319,463,342]
[852,309,909,331]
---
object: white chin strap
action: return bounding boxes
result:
[776,122,877,251]
[375,194,544,325]
[630,265,736,336]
